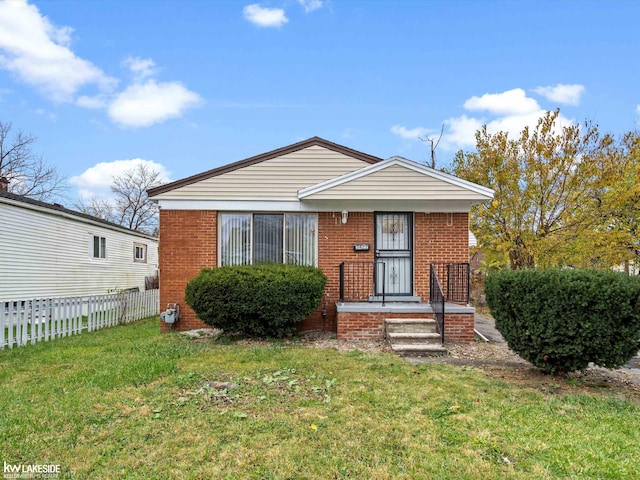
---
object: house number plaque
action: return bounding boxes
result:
[353,243,370,252]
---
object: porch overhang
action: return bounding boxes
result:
[153,198,480,212]
[298,156,494,205]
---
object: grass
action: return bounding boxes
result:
[1,318,639,479]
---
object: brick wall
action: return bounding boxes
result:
[444,313,475,343]
[414,212,469,300]
[159,210,216,332]
[337,311,431,341]
[158,209,472,339]
[311,212,375,330]
[336,311,474,343]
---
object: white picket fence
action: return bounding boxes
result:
[0,289,159,350]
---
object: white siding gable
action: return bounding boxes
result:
[152,145,370,200]
[298,157,494,201]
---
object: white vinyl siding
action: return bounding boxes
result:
[219,213,317,267]
[0,201,158,301]
[303,164,492,201]
[153,146,369,200]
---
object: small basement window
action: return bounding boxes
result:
[134,243,147,263]
[93,235,106,259]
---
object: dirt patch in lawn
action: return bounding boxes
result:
[288,331,640,402]
[184,328,640,403]
[422,340,640,403]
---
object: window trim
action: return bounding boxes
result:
[218,212,318,267]
[133,243,148,263]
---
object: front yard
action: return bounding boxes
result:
[1,318,639,479]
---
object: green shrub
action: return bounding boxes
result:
[184,264,327,338]
[485,269,640,374]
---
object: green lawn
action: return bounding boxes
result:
[1,318,638,479]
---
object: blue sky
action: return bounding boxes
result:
[0,0,639,202]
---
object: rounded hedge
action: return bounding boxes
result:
[184,264,327,338]
[486,268,640,374]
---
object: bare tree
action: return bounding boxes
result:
[0,121,67,201]
[77,163,163,235]
[75,197,119,224]
[420,124,445,169]
[112,163,162,233]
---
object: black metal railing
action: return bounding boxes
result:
[430,262,470,304]
[339,261,385,306]
[429,264,445,346]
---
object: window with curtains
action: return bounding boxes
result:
[219,213,317,266]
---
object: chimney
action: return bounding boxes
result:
[0,177,8,192]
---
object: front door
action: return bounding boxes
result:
[375,213,413,296]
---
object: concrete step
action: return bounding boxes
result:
[385,318,437,334]
[390,343,447,355]
[387,332,441,344]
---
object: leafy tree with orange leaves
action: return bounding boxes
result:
[453,110,616,269]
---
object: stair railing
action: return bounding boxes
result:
[429,264,445,346]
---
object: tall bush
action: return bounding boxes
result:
[185,264,327,338]
[486,269,640,374]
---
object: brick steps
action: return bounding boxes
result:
[385,318,446,355]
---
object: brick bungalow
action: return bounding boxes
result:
[147,137,493,346]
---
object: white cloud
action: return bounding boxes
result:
[243,4,288,28]
[70,159,171,200]
[390,125,431,140]
[533,83,585,106]
[298,0,323,12]
[437,88,576,151]
[34,108,56,121]
[0,2,201,128]
[440,115,484,149]
[463,88,540,116]
[636,105,640,125]
[123,56,157,81]
[76,94,107,109]
[108,80,202,128]
[0,0,116,102]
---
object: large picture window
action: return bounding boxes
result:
[220,213,317,266]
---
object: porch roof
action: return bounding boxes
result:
[298,156,494,203]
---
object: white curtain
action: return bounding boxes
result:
[253,214,283,264]
[220,214,251,266]
[220,213,316,266]
[285,214,316,266]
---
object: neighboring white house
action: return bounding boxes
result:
[0,188,158,301]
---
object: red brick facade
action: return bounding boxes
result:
[158,209,474,341]
[337,311,430,341]
[336,310,475,343]
[444,313,475,343]
[414,212,469,300]
[158,210,216,332]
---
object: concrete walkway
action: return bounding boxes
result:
[474,312,640,372]
[474,312,505,343]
